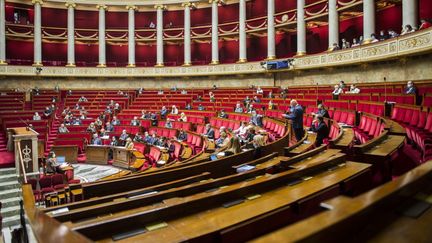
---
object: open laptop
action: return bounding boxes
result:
[56,156,66,164]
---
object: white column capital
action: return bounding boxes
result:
[96,5,107,10]
[154,4,167,10]
[126,5,137,11]
[65,2,76,8]
[182,2,196,9]
[209,0,223,4]
[31,0,43,5]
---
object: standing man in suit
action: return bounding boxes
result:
[282,99,304,141]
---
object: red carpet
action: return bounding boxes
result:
[0,151,15,168]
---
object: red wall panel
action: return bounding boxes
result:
[219,4,239,23]
[42,42,67,65]
[376,5,402,33]
[6,40,33,63]
[106,44,128,66]
[136,12,156,28]
[164,10,184,28]
[75,43,99,66]
[191,8,212,27]
[136,44,157,66]
[106,11,128,28]
[419,0,432,21]
[75,9,98,29]
[42,7,66,27]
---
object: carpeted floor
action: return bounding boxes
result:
[0,151,15,168]
[72,164,122,183]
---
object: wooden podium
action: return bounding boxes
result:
[86,145,110,165]
[112,147,134,169]
[7,127,39,175]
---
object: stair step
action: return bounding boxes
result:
[0,188,21,199]
[1,205,21,218]
[2,215,21,228]
[0,181,21,191]
[0,173,18,183]
[0,168,16,176]
[0,197,21,208]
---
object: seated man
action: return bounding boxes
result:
[45,151,67,174]
[250,111,263,127]
[219,109,228,119]
[91,133,102,145]
[313,104,330,119]
[197,104,205,111]
[160,106,168,119]
[130,116,141,126]
[332,84,343,99]
[119,130,129,145]
[234,103,244,113]
[143,132,153,144]
[43,107,52,117]
[202,124,215,140]
[78,96,87,102]
[185,103,192,110]
[405,81,417,95]
[177,129,188,141]
[58,124,69,134]
[111,116,121,126]
[133,132,143,142]
[105,122,114,132]
[347,84,360,94]
[310,115,329,146]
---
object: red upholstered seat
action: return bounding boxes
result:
[52,174,67,190]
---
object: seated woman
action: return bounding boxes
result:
[223,137,242,156]
[251,133,266,159]
[177,129,188,142]
[45,151,70,174]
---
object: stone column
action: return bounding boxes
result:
[32,0,43,66]
[363,0,375,43]
[0,0,7,65]
[210,0,219,64]
[402,0,418,29]
[238,0,247,62]
[328,0,339,50]
[97,5,107,67]
[155,5,165,67]
[267,0,276,60]
[65,2,76,67]
[127,5,137,67]
[182,2,192,66]
[296,0,306,56]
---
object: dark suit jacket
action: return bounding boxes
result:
[206,128,215,140]
[311,121,329,146]
[250,115,263,127]
[285,105,304,129]
[317,109,330,119]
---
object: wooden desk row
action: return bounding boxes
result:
[64,152,370,241]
